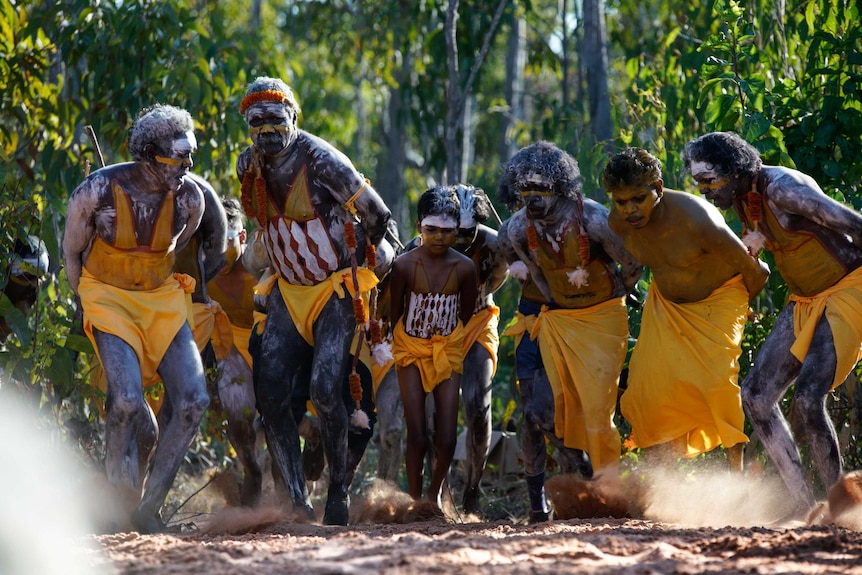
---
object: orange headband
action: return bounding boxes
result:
[239,90,291,114]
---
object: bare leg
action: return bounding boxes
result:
[255,288,314,517]
[95,329,148,492]
[218,348,262,506]
[428,374,461,507]
[399,364,429,500]
[741,304,815,511]
[133,323,209,533]
[727,443,745,473]
[461,343,493,513]
[374,368,403,482]
[790,313,842,491]
[310,296,355,526]
[518,374,553,521]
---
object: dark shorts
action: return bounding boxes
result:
[515,299,546,381]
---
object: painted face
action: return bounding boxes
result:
[690,160,736,210]
[154,130,196,191]
[246,102,295,155]
[453,224,478,252]
[519,187,559,220]
[610,184,661,229]
[418,215,458,255]
[223,228,243,272]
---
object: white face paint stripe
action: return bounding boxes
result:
[421,215,457,229]
[690,160,717,179]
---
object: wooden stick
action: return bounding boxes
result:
[85,125,106,168]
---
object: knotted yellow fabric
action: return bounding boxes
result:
[393,321,465,393]
[254,267,379,346]
[80,269,195,389]
[527,298,628,472]
[789,265,862,389]
[462,304,501,374]
[191,300,234,360]
[231,324,254,369]
[621,276,749,457]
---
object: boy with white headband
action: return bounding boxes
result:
[389,186,478,513]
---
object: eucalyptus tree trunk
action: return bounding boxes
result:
[377,49,412,240]
[500,12,526,166]
[582,0,613,146]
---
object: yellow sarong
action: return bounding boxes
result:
[621,276,749,456]
[790,265,862,389]
[462,304,501,375]
[393,321,465,393]
[528,298,628,472]
[191,300,234,360]
[79,269,195,389]
[254,268,379,346]
[231,324,254,369]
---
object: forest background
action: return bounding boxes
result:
[2,0,861,497]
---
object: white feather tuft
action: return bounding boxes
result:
[567,267,590,288]
[743,230,767,256]
[372,341,394,366]
[350,409,371,429]
[509,260,529,280]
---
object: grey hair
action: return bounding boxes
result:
[128,104,194,161]
[497,141,582,210]
[243,76,301,121]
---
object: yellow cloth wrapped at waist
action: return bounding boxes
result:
[393,320,464,393]
[502,310,538,343]
[255,267,379,346]
[621,276,749,456]
[529,298,628,472]
[191,300,234,360]
[462,304,500,374]
[80,268,195,388]
[790,265,862,389]
[231,324,254,369]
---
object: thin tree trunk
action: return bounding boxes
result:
[500,12,526,165]
[583,0,613,146]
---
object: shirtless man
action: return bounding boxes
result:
[497,141,642,522]
[205,197,264,506]
[63,104,208,533]
[684,131,862,514]
[237,77,394,525]
[603,147,769,470]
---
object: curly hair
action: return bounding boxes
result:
[452,184,492,225]
[242,76,301,122]
[417,185,460,223]
[602,147,662,193]
[497,141,582,210]
[128,104,194,161]
[683,132,762,179]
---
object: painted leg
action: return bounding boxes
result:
[218,348,262,506]
[374,368,403,482]
[344,359,377,489]
[132,323,209,533]
[741,305,815,512]
[727,443,744,473]
[256,288,314,517]
[519,375,552,522]
[461,343,493,513]
[310,297,355,526]
[791,314,842,492]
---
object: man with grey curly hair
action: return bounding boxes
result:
[63,104,208,533]
[497,141,641,522]
[236,76,395,525]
